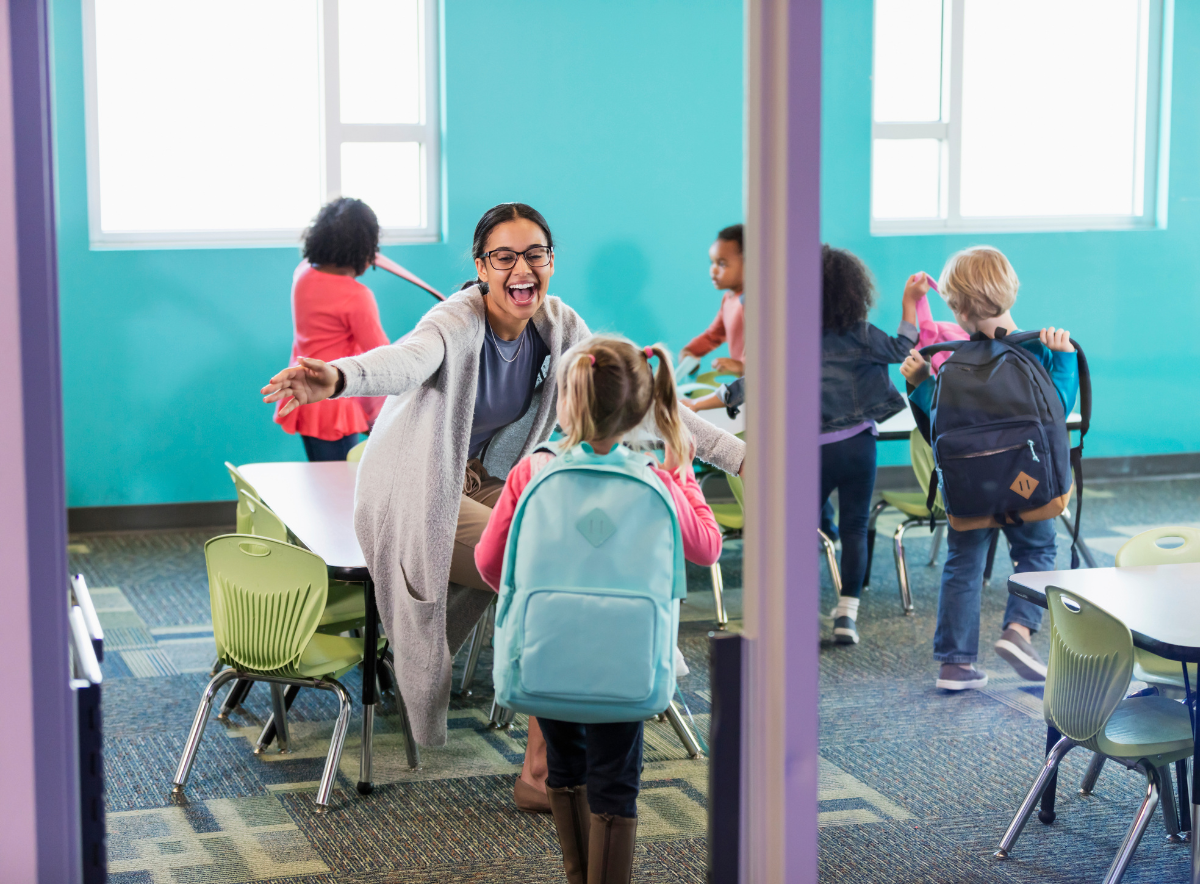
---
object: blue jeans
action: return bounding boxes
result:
[933,519,1057,663]
[819,429,877,598]
[539,718,644,818]
[301,433,360,462]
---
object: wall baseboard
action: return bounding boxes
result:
[68,500,235,534]
[69,451,1200,533]
[877,451,1200,493]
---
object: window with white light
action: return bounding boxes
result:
[871,0,1169,234]
[83,0,440,248]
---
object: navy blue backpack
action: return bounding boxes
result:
[911,329,1092,566]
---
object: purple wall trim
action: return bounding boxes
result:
[785,0,823,876]
[10,0,79,879]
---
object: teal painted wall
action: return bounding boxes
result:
[52,0,744,507]
[823,0,1200,467]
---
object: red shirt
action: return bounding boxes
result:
[274,262,389,441]
[474,452,723,592]
[685,292,744,362]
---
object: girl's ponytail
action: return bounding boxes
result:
[647,343,691,474]
[559,352,598,450]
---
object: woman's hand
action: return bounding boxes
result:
[900,348,931,386]
[663,436,696,477]
[1039,327,1075,353]
[261,357,339,417]
[712,357,744,375]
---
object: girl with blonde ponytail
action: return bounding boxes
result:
[472,334,720,884]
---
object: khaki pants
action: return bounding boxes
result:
[444,460,506,655]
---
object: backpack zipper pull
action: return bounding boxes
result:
[1027,440,1040,463]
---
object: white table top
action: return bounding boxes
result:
[239,461,365,573]
[1008,562,1200,661]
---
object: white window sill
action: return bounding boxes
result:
[870,215,1160,237]
[88,228,442,251]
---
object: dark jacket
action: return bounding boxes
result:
[821,320,916,433]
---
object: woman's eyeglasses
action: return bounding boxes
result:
[482,246,553,270]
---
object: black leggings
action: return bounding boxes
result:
[539,718,644,818]
[819,429,877,598]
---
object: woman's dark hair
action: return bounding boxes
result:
[302,198,380,276]
[822,244,877,332]
[717,223,743,252]
[469,202,554,294]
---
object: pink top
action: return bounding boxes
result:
[474,453,724,592]
[275,262,389,441]
[915,294,968,373]
[686,292,745,362]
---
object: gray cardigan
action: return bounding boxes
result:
[333,286,745,746]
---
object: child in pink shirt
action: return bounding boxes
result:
[679,224,744,377]
[475,335,722,884]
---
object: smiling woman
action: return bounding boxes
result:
[260,203,747,761]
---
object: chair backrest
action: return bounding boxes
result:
[346,439,368,462]
[226,462,259,534]
[909,429,944,515]
[239,488,289,542]
[205,535,328,675]
[1043,586,1135,743]
[726,474,745,510]
[1115,526,1200,567]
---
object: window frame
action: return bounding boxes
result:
[870,0,1171,237]
[81,0,442,250]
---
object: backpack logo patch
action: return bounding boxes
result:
[1010,472,1039,500]
[577,507,616,547]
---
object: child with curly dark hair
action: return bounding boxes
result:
[274,198,390,460]
[820,245,924,644]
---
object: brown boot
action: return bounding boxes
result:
[514,716,551,813]
[547,785,591,884]
[587,813,637,884]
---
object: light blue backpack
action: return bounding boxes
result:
[492,441,687,723]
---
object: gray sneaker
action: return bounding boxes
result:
[833,615,859,645]
[994,628,1047,681]
[936,663,988,691]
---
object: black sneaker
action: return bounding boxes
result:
[994,628,1047,681]
[833,615,859,645]
[936,663,988,691]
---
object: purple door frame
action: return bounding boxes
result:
[0,0,79,879]
[742,0,822,880]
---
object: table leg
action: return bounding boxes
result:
[1187,663,1199,879]
[1039,724,1061,824]
[358,575,378,796]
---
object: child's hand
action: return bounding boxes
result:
[663,437,696,476]
[712,357,744,375]
[1039,327,1075,353]
[900,348,931,386]
[680,396,700,411]
[903,272,932,304]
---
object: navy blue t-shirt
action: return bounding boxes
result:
[468,321,550,459]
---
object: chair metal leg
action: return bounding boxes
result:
[1080,753,1106,795]
[819,530,843,595]
[269,683,291,753]
[1177,759,1191,832]
[172,668,240,793]
[1158,764,1184,843]
[665,700,702,759]
[1103,763,1161,884]
[357,703,374,793]
[893,519,916,615]
[928,523,945,566]
[710,562,728,630]
[863,500,888,589]
[380,655,420,770]
[209,656,223,677]
[314,679,353,811]
[994,735,1076,859]
[217,678,252,720]
[255,684,300,754]
[460,603,492,696]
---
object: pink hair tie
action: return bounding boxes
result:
[643,346,654,359]
[588,354,596,366]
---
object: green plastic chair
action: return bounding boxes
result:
[698,470,744,630]
[239,489,366,634]
[995,586,1193,881]
[172,535,381,810]
[346,439,367,462]
[225,462,259,534]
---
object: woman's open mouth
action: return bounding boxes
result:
[507,282,538,306]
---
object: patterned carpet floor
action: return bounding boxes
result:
[73,474,1199,882]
